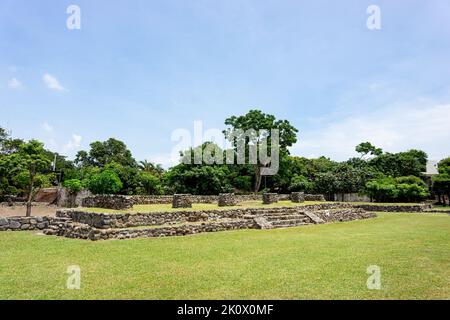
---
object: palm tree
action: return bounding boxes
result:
[139,160,164,177]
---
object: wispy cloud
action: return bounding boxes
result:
[63,134,82,152]
[292,102,450,162]
[43,73,68,91]
[8,78,23,89]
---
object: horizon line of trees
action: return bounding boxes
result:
[1,110,450,216]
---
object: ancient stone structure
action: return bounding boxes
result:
[218,193,237,207]
[354,204,432,212]
[291,192,305,203]
[47,203,377,240]
[263,193,278,204]
[172,194,192,208]
[0,216,52,231]
[131,194,326,205]
[82,195,134,210]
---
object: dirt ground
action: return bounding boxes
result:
[0,204,58,217]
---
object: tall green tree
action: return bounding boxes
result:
[75,138,136,168]
[0,140,51,216]
[223,110,298,192]
[433,157,450,206]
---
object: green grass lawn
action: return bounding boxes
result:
[82,200,326,213]
[433,205,450,211]
[0,212,449,299]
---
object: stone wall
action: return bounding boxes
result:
[130,194,326,205]
[354,204,432,212]
[172,194,192,208]
[57,188,92,208]
[0,216,52,231]
[218,193,237,206]
[313,208,376,222]
[82,195,134,210]
[334,193,371,202]
[263,193,278,204]
[46,219,258,241]
[56,203,355,229]
[291,192,305,203]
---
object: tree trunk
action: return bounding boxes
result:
[26,173,35,217]
[254,166,262,193]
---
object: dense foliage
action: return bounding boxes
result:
[0,109,441,207]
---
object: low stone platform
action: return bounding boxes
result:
[46,203,377,241]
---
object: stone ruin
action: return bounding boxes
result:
[172,194,192,208]
[291,192,305,203]
[263,193,278,204]
[218,193,237,207]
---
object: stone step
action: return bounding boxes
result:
[264,214,308,221]
[270,221,310,228]
[270,219,311,227]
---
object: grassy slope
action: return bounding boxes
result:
[0,213,449,300]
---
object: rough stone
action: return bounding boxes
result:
[172,194,192,208]
[218,193,237,207]
[263,193,278,204]
[291,192,305,203]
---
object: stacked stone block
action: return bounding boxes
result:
[291,192,305,203]
[172,194,192,208]
[218,193,237,207]
[263,193,278,204]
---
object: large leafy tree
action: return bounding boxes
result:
[355,142,383,158]
[0,140,51,216]
[433,158,450,206]
[223,110,298,192]
[75,138,137,168]
[369,149,428,177]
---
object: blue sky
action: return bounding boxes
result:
[1,0,449,167]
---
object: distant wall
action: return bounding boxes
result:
[131,194,325,205]
[57,188,92,208]
[334,193,371,202]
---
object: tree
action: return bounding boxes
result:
[87,170,123,195]
[223,110,298,192]
[369,149,428,177]
[164,164,232,195]
[139,172,163,195]
[75,138,136,168]
[139,160,164,177]
[365,176,429,202]
[433,157,450,206]
[355,142,383,158]
[0,140,51,216]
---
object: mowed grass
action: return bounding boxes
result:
[0,212,449,300]
[82,200,326,214]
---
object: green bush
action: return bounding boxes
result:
[63,179,83,194]
[365,176,429,202]
[87,170,123,195]
[139,172,163,195]
[289,174,313,192]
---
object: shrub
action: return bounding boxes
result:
[139,172,163,195]
[365,176,429,202]
[63,179,83,194]
[87,170,123,195]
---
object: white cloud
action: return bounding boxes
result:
[41,122,54,132]
[8,78,23,89]
[292,102,450,162]
[43,73,68,91]
[63,134,82,152]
